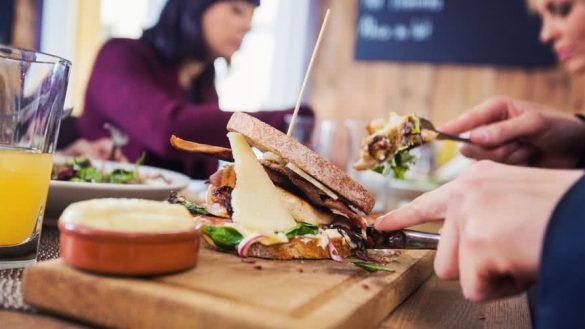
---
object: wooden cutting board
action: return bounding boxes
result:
[22,248,434,329]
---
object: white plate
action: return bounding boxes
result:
[45,157,191,222]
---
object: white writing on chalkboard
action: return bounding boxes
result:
[358,15,433,42]
[362,0,444,12]
[388,0,443,11]
[356,0,555,66]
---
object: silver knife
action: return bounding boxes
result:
[366,227,440,249]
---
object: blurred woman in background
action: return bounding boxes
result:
[63,0,310,178]
[376,0,585,327]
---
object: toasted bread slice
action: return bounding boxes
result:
[227,112,375,214]
[195,215,350,260]
[202,235,351,260]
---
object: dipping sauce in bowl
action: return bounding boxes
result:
[58,198,199,276]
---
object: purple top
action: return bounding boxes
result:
[77,38,297,178]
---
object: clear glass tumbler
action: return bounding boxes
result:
[0,46,70,269]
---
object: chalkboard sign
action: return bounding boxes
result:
[355,0,555,67]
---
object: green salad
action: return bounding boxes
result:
[51,154,168,185]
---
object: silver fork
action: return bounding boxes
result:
[419,117,472,143]
[103,122,129,161]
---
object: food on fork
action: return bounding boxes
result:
[352,112,438,178]
[170,112,375,261]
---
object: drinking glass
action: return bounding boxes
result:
[310,119,336,160]
[284,114,315,145]
[0,45,70,269]
[285,114,337,160]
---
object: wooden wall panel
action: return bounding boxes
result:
[11,0,36,49]
[310,0,585,167]
[429,66,466,125]
[72,0,104,115]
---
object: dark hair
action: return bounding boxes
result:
[141,0,260,64]
[141,0,259,102]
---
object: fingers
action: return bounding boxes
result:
[440,97,547,157]
[459,143,538,165]
[439,97,510,134]
[458,233,489,301]
[504,145,537,165]
[453,191,528,301]
[433,197,460,280]
[94,138,129,161]
[457,232,523,301]
[96,147,112,160]
[66,140,104,159]
[469,111,545,147]
[460,143,518,161]
[61,139,89,157]
[114,150,129,162]
[61,138,128,162]
[438,192,496,301]
[374,182,454,231]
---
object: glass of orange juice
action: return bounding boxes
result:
[0,46,70,269]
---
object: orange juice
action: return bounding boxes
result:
[0,148,53,246]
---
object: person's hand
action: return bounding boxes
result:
[61,138,128,162]
[374,160,583,301]
[440,96,585,168]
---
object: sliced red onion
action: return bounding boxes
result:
[237,234,264,257]
[326,236,344,262]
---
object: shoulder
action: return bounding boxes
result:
[96,38,157,63]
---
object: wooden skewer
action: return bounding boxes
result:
[287,8,331,137]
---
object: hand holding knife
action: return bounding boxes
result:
[366,226,440,249]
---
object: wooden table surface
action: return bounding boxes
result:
[1,273,532,329]
[1,188,532,328]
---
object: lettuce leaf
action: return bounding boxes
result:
[202,225,243,249]
[371,150,416,179]
[352,261,395,273]
[284,222,318,239]
[167,191,211,215]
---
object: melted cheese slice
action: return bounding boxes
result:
[285,162,338,200]
[59,198,194,233]
[228,132,296,233]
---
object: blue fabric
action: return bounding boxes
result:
[576,114,585,168]
[536,175,585,328]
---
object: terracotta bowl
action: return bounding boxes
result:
[58,221,200,276]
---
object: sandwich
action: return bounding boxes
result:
[352,112,437,178]
[169,112,375,261]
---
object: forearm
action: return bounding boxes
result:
[536,174,585,328]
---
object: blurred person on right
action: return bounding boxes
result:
[375,1,585,327]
